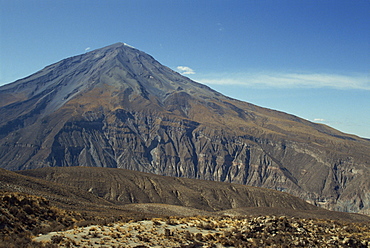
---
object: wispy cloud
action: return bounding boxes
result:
[85,47,91,52]
[313,118,325,122]
[197,72,370,90]
[217,22,224,32]
[177,66,195,75]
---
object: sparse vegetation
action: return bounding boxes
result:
[31,215,370,247]
[0,191,81,247]
[0,191,142,247]
[1,190,369,247]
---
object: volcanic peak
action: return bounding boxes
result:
[0,43,369,215]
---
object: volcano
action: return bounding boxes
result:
[0,43,369,214]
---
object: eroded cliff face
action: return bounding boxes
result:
[10,107,365,214]
[0,43,369,214]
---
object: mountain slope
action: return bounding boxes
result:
[0,42,369,214]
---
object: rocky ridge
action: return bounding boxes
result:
[3,167,369,223]
[19,166,318,212]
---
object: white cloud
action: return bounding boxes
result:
[85,47,91,52]
[197,72,370,90]
[124,43,135,48]
[313,118,325,122]
[177,66,195,75]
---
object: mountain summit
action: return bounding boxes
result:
[0,43,369,214]
[0,43,219,115]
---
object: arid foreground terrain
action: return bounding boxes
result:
[1,167,370,247]
[1,190,369,248]
[33,215,370,248]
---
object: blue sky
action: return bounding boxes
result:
[1,0,369,138]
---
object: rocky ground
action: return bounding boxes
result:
[33,215,370,248]
[1,190,369,247]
